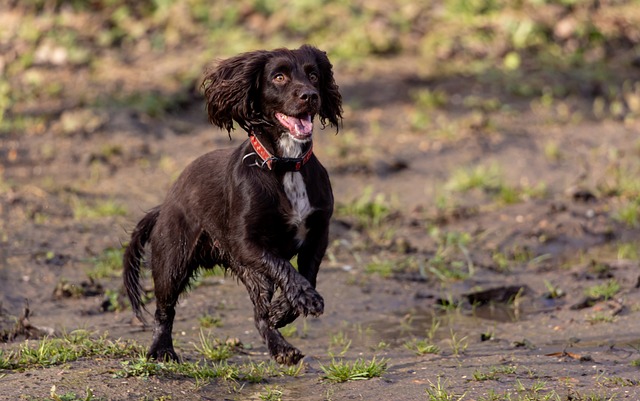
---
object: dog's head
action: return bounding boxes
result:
[202,45,342,142]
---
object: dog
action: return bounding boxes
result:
[123,45,342,365]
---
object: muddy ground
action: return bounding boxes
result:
[3,7,640,401]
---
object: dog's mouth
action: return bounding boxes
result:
[275,113,313,140]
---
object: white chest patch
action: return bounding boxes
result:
[278,135,313,244]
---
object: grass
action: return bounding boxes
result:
[191,266,227,289]
[87,247,124,280]
[424,229,474,282]
[448,329,468,356]
[0,330,142,370]
[427,260,471,282]
[480,387,616,401]
[259,386,283,401]
[543,280,564,299]
[115,357,165,378]
[335,186,392,228]
[435,294,463,314]
[425,377,466,401]
[49,386,97,401]
[364,258,395,277]
[404,316,441,355]
[597,374,636,388]
[278,323,298,338]
[413,88,449,110]
[543,141,563,162]
[586,312,616,324]
[198,313,223,329]
[472,365,517,381]
[585,279,620,301]
[601,164,640,200]
[107,90,190,118]
[492,246,539,272]
[320,356,388,383]
[410,88,449,130]
[404,338,440,356]
[445,164,546,205]
[613,200,639,227]
[617,242,639,260]
[102,289,126,312]
[70,197,127,219]
[53,279,86,299]
[446,164,502,193]
[194,331,241,362]
[116,357,303,383]
[492,251,511,272]
[328,330,352,357]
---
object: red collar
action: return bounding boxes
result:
[248,134,313,172]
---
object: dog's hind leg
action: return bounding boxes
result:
[237,269,304,365]
[147,213,201,362]
[148,261,197,361]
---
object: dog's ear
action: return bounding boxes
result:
[202,51,271,134]
[303,45,343,132]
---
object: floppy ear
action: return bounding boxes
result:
[303,45,343,132]
[201,51,271,134]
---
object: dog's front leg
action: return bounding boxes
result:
[236,269,304,365]
[258,252,324,318]
[269,215,330,328]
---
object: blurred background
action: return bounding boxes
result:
[2,0,640,132]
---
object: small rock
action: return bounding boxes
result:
[374,158,409,177]
[572,189,597,203]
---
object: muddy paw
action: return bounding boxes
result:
[269,295,300,328]
[273,346,304,366]
[289,287,324,317]
[147,347,179,362]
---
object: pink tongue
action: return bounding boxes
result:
[293,115,313,135]
[277,113,313,136]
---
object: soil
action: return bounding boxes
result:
[2,16,640,401]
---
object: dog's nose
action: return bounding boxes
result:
[299,90,319,103]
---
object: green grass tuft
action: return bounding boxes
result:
[71,197,127,219]
[87,247,125,280]
[1,330,143,370]
[404,338,440,356]
[336,187,392,228]
[425,377,466,401]
[320,356,388,383]
[194,331,241,362]
[585,279,620,301]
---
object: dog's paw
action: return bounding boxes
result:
[147,346,180,362]
[289,287,324,317]
[272,345,304,366]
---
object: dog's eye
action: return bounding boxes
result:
[273,73,286,83]
[308,72,318,83]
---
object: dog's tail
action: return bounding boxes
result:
[123,206,160,326]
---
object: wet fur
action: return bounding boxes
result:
[123,45,342,365]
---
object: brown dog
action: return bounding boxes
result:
[123,45,342,365]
